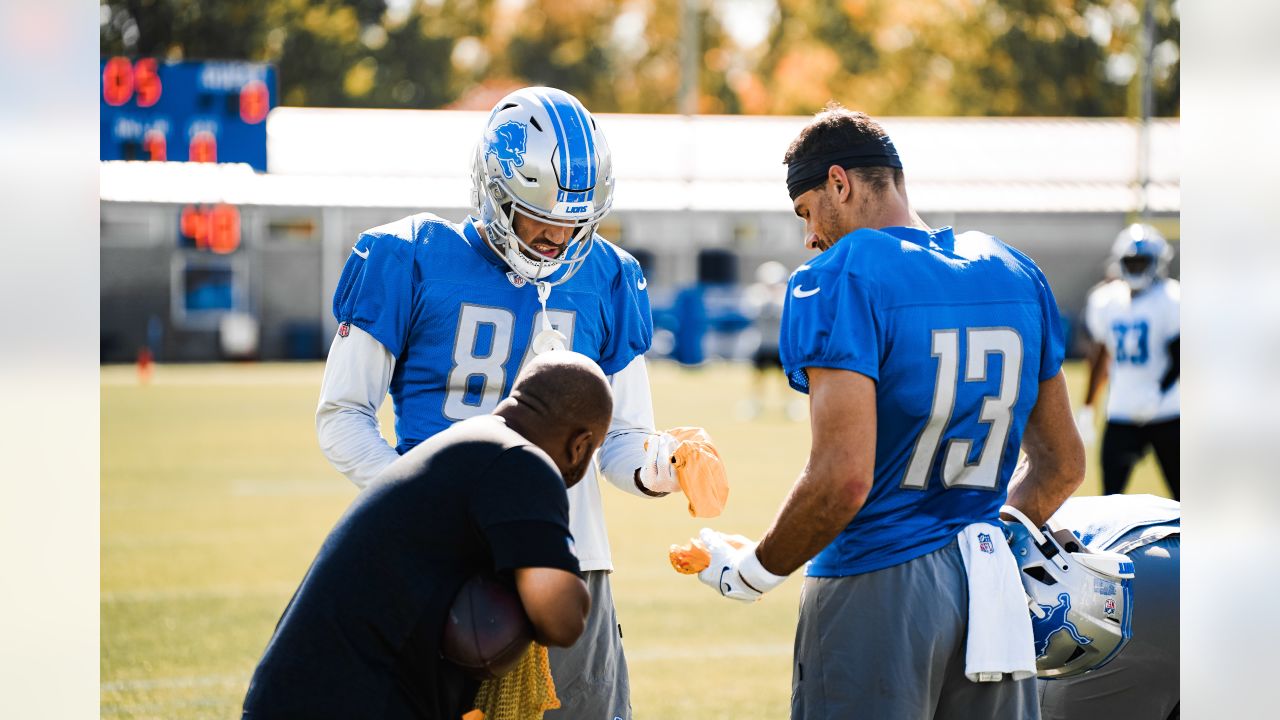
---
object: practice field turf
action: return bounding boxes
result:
[101,360,1170,719]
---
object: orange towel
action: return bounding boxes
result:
[666,427,730,518]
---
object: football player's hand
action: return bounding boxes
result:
[1074,406,1096,446]
[669,533,752,574]
[640,427,729,518]
[694,528,787,603]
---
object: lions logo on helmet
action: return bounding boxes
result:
[471,86,615,286]
[1030,593,1093,658]
[1002,504,1134,679]
[486,121,527,180]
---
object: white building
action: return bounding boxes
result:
[100,109,1178,361]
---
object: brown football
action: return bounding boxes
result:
[441,573,534,679]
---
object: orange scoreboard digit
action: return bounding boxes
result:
[179,204,242,254]
[100,58,276,171]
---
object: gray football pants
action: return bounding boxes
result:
[792,539,1040,720]
[545,570,631,720]
[1038,533,1180,720]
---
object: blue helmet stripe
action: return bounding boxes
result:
[536,90,594,198]
[565,96,597,196]
[552,94,590,192]
[533,91,570,203]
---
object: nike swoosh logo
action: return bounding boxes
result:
[637,277,648,290]
[352,246,369,259]
[792,285,820,298]
[719,566,733,596]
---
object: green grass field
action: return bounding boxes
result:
[101,360,1170,719]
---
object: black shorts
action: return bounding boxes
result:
[1101,418,1179,499]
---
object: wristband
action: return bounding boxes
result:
[737,546,788,594]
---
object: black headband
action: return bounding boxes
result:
[785,136,903,200]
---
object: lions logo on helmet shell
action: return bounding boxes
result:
[1031,592,1093,658]
[487,121,528,179]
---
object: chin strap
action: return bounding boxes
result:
[536,281,553,332]
[531,281,568,354]
[1000,504,1046,545]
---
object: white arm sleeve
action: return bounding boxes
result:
[316,324,402,489]
[596,354,669,498]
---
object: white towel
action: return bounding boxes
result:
[956,522,1037,682]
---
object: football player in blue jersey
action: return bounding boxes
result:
[315,86,729,720]
[692,104,1086,719]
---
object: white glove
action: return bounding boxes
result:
[638,432,681,494]
[1074,406,1096,446]
[695,528,788,603]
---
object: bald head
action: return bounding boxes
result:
[506,351,613,428]
[494,351,614,486]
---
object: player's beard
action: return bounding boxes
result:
[810,191,842,252]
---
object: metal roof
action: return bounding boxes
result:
[100,108,1178,214]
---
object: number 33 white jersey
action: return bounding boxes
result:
[1085,278,1180,424]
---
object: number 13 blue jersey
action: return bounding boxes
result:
[780,226,1066,577]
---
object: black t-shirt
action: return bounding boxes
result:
[242,416,580,720]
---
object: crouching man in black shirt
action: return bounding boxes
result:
[242,351,612,719]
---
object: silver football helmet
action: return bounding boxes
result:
[1111,223,1172,292]
[1002,505,1135,679]
[471,86,615,285]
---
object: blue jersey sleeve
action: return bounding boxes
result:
[780,263,881,393]
[598,250,653,376]
[331,227,417,358]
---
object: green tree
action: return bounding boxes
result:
[100,0,485,108]
[748,0,1176,117]
[100,0,1177,116]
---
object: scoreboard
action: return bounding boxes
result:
[100,58,277,171]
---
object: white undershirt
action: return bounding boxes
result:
[316,323,664,571]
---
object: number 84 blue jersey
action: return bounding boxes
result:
[331,213,652,454]
[780,226,1066,577]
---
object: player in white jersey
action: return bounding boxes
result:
[1078,224,1179,498]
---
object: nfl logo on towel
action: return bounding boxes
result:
[1104,598,1116,615]
[977,532,994,554]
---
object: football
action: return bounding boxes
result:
[441,573,534,679]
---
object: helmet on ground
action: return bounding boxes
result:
[1111,223,1172,292]
[471,86,614,285]
[1002,504,1135,679]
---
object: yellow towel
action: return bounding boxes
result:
[465,643,559,720]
